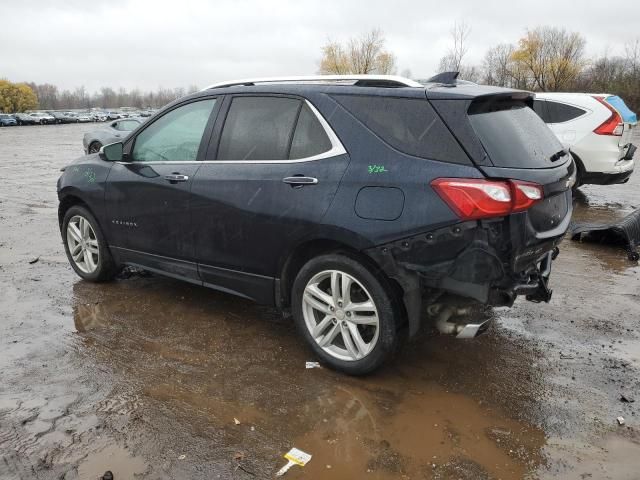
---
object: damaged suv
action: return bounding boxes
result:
[58,74,575,374]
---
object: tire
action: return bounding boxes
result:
[291,253,399,375]
[62,205,119,282]
[88,141,102,154]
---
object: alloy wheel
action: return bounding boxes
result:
[302,269,380,361]
[66,215,100,274]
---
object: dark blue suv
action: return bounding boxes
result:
[57,75,574,374]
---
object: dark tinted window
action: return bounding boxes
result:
[546,101,586,123]
[218,97,300,160]
[332,95,469,164]
[289,104,332,159]
[532,100,549,123]
[468,103,564,169]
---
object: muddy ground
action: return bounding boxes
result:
[1,123,639,479]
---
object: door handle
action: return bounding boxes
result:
[282,176,318,187]
[164,174,189,183]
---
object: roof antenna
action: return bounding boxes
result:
[425,71,460,86]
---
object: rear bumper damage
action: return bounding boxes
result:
[366,216,565,337]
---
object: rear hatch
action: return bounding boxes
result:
[429,91,575,269]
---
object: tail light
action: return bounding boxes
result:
[593,96,624,136]
[431,178,543,220]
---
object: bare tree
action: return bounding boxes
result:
[319,29,397,75]
[438,21,471,72]
[482,44,514,87]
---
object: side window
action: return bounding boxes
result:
[332,95,469,164]
[546,101,586,123]
[217,97,300,160]
[116,120,140,131]
[289,104,332,159]
[132,99,216,162]
[532,100,549,123]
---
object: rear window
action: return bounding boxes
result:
[545,101,586,123]
[468,101,564,169]
[332,95,470,164]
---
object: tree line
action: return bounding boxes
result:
[320,26,640,113]
[0,81,200,113]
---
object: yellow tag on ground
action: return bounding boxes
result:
[276,448,312,476]
[284,448,312,466]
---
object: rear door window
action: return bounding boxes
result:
[468,102,564,169]
[545,101,586,123]
[289,104,332,159]
[333,95,469,164]
[217,96,301,160]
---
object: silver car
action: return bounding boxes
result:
[83,118,143,154]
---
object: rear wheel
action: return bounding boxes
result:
[292,254,399,375]
[62,205,118,282]
[88,141,102,154]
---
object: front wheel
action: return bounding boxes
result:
[292,254,399,375]
[88,141,102,154]
[62,205,118,282]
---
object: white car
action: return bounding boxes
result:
[533,93,637,188]
[29,112,56,125]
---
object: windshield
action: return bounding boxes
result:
[468,102,564,169]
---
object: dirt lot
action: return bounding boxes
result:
[1,123,639,479]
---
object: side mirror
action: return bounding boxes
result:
[99,142,124,162]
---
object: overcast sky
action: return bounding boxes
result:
[1,0,639,92]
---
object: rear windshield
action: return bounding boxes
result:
[468,101,564,169]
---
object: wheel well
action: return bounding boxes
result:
[278,239,406,318]
[58,195,90,228]
[570,151,586,176]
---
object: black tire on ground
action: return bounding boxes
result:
[61,205,119,282]
[88,142,102,154]
[291,253,400,375]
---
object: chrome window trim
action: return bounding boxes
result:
[117,99,347,165]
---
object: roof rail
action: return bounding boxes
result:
[202,75,423,90]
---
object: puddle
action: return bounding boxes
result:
[288,383,545,479]
[78,445,147,479]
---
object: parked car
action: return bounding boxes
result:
[48,111,77,124]
[91,111,108,122]
[14,113,41,125]
[58,74,575,374]
[0,113,17,126]
[533,93,637,188]
[75,112,93,123]
[106,111,121,120]
[29,112,56,124]
[82,118,143,153]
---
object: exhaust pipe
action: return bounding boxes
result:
[430,305,490,339]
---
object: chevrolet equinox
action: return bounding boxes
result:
[58,74,575,374]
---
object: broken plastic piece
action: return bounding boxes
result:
[569,209,640,261]
[617,416,625,426]
[234,417,241,425]
[275,448,312,476]
[305,361,321,369]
